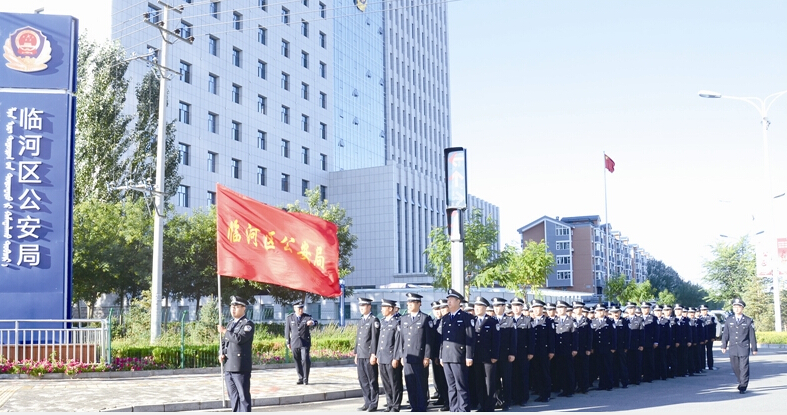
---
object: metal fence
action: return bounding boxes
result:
[0,319,109,364]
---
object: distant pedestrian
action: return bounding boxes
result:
[218,296,255,412]
[721,298,758,394]
[285,301,318,385]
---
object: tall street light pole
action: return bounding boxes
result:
[700,89,787,332]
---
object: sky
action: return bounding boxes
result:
[5,0,786,286]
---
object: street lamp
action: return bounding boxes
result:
[700,89,787,331]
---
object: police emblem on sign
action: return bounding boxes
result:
[3,26,52,72]
[356,0,368,12]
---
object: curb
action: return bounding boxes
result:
[99,388,364,412]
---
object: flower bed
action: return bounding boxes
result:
[0,357,108,377]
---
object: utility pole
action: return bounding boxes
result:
[143,1,193,343]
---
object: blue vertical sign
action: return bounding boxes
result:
[444,147,467,210]
[0,12,78,325]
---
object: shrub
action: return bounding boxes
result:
[756,331,787,345]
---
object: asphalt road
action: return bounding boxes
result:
[249,347,787,413]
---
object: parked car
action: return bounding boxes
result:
[711,310,727,339]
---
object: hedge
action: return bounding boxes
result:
[756,331,787,345]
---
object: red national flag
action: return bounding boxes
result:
[216,184,341,297]
[605,154,615,173]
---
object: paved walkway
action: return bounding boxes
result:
[0,365,361,412]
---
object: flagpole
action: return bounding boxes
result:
[218,274,227,408]
[603,152,610,301]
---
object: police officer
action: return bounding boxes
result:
[591,304,616,391]
[218,296,255,412]
[572,302,592,394]
[285,301,318,385]
[398,293,432,412]
[699,305,717,370]
[440,289,474,412]
[491,297,516,410]
[430,300,448,409]
[609,305,629,388]
[355,297,380,412]
[686,307,701,375]
[554,300,577,397]
[672,304,692,377]
[378,299,403,412]
[529,299,555,403]
[639,302,658,383]
[721,298,758,394]
[662,304,677,378]
[509,298,532,406]
[471,296,500,412]
[625,303,643,385]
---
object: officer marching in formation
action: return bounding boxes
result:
[572,302,592,394]
[218,296,255,412]
[377,299,403,412]
[429,300,449,410]
[686,307,702,375]
[355,297,380,412]
[625,303,643,385]
[469,297,499,412]
[491,297,516,411]
[662,304,678,378]
[439,289,474,412]
[639,302,659,383]
[653,304,672,380]
[398,293,432,412]
[285,301,318,385]
[699,305,717,370]
[609,305,628,388]
[509,298,532,406]
[591,304,616,391]
[528,299,555,403]
[553,300,578,397]
[721,298,758,394]
[672,304,693,377]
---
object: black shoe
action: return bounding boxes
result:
[534,397,549,403]
[739,390,745,394]
[358,406,369,411]
[383,409,391,413]
[296,380,303,385]
[303,380,308,385]
[368,408,378,412]
[438,406,450,412]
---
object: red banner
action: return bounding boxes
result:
[216,184,341,297]
[605,154,616,173]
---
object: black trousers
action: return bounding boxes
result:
[403,360,428,412]
[668,345,678,377]
[225,371,252,412]
[432,359,448,404]
[380,363,403,410]
[594,350,613,390]
[474,361,497,412]
[512,355,530,404]
[357,357,379,409]
[555,352,575,395]
[655,346,669,380]
[706,341,715,369]
[627,348,641,384]
[574,352,590,393]
[641,347,655,382]
[292,346,311,382]
[494,359,513,408]
[443,362,470,412]
[612,350,628,387]
[676,344,689,376]
[530,354,551,400]
[729,354,751,391]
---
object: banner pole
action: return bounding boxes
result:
[218,274,227,408]
[604,152,610,301]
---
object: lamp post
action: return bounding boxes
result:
[700,89,787,331]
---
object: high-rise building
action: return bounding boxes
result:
[112,0,499,290]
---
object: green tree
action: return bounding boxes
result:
[627,280,656,304]
[657,289,677,306]
[164,207,218,309]
[603,274,630,303]
[425,209,500,297]
[702,236,755,306]
[647,260,682,294]
[479,240,555,297]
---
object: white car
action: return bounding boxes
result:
[710,310,728,339]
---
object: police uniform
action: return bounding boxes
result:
[654,305,672,380]
[471,297,500,412]
[355,297,380,411]
[572,303,593,394]
[510,298,532,406]
[591,304,616,391]
[491,297,517,410]
[720,298,758,393]
[672,305,693,377]
[554,301,578,397]
[285,302,318,385]
[221,296,255,412]
[529,299,555,402]
[430,300,449,409]
[625,304,643,385]
[378,299,403,412]
[439,289,475,412]
[699,305,717,370]
[662,305,678,378]
[686,308,702,374]
[639,303,659,382]
[398,293,432,412]
[609,307,629,388]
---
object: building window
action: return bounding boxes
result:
[301,114,309,132]
[301,146,309,164]
[556,255,571,265]
[257,26,267,44]
[231,121,241,141]
[301,179,310,196]
[207,151,216,172]
[281,39,289,57]
[282,7,290,24]
[281,139,290,158]
[177,185,189,207]
[232,47,241,67]
[320,185,327,201]
[556,241,571,250]
[257,166,267,186]
[303,0,309,6]
[319,122,327,139]
[319,92,326,109]
[178,143,190,165]
[231,83,241,104]
[259,0,267,11]
[180,21,192,38]
[301,20,309,37]
[208,36,218,56]
[301,82,309,100]
[319,2,326,18]
[208,73,218,94]
[301,51,309,68]
[319,31,326,48]
[231,158,241,179]
[208,112,217,133]
[178,102,190,124]
[147,3,161,23]
[209,1,219,18]
[281,106,290,124]
[319,153,327,171]
[179,61,191,83]
[556,271,572,280]
[319,61,326,78]
[206,190,216,206]
[257,130,267,149]
[281,72,290,90]
[555,226,570,236]
[232,12,242,30]
[257,60,267,79]
[281,173,290,192]
[145,45,159,64]
[257,95,267,114]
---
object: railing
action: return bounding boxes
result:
[0,319,109,364]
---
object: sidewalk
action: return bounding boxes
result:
[0,364,361,412]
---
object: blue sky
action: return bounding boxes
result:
[7,0,786,286]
